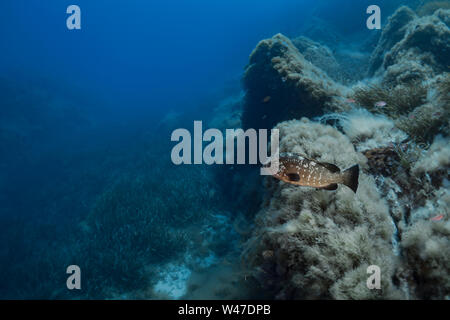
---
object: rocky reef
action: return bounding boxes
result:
[241,5,450,300]
[241,34,346,130]
[291,36,348,84]
[243,119,403,299]
[369,6,450,86]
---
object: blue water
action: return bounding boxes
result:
[1,1,314,118]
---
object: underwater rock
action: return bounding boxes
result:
[368,6,417,76]
[285,141,450,301]
[411,134,450,189]
[291,36,347,84]
[400,185,450,299]
[384,9,450,83]
[291,36,370,85]
[350,81,428,120]
[392,72,449,144]
[412,135,450,175]
[363,147,401,176]
[369,134,450,299]
[395,103,448,143]
[333,48,372,85]
[241,34,344,130]
[370,6,450,86]
[238,3,450,301]
[435,6,450,25]
[242,118,404,299]
[328,108,409,151]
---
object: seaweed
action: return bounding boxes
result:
[78,176,187,297]
[396,103,448,143]
[395,141,428,173]
[353,82,427,119]
[74,162,220,298]
[437,73,450,108]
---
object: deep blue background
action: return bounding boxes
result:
[0,0,400,122]
[0,0,320,120]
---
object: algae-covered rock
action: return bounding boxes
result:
[241,34,344,130]
[242,118,404,299]
[369,6,450,86]
[238,3,450,302]
[400,185,450,299]
[291,36,347,83]
[368,6,417,76]
[384,9,450,77]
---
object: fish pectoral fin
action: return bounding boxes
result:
[287,173,300,182]
[322,183,338,191]
[319,162,341,173]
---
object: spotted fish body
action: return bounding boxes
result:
[269,153,359,193]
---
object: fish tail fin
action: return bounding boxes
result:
[342,164,359,193]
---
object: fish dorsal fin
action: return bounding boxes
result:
[281,152,319,165]
[280,152,311,159]
[322,183,338,190]
[319,162,341,173]
[287,173,300,182]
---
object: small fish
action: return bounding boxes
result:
[346,98,356,103]
[431,214,444,221]
[262,250,274,259]
[374,101,387,107]
[265,153,359,193]
[432,112,442,118]
[262,96,271,103]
